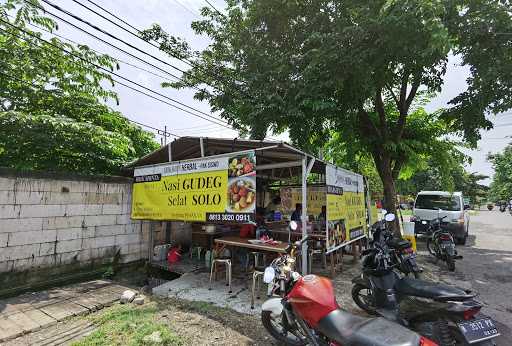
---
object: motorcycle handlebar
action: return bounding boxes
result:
[285,235,311,254]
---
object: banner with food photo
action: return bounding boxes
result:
[279,186,326,216]
[325,164,367,252]
[131,151,256,223]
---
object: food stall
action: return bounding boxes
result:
[127,137,369,276]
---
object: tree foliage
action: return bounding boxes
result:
[142,0,512,221]
[0,0,159,175]
[397,160,489,206]
[488,144,512,202]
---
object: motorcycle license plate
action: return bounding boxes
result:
[458,318,500,344]
[440,241,453,249]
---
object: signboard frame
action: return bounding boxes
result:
[325,164,367,254]
[131,150,257,224]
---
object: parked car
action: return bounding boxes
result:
[411,191,470,245]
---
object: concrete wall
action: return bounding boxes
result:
[0,169,151,277]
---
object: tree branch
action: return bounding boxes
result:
[399,70,409,114]
[392,157,404,180]
[405,75,421,112]
[374,88,387,139]
[357,107,381,139]
[386,84,400,111]
[395,73,421,141]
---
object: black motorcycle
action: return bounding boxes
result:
[351,241,499,346]
[424,216,461,271]
[371,219,422,278]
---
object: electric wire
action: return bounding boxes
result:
[83,0,141,34]
[17,2,203,93]
[204,0,224,17]
[15,16,185,86]
[43,0,251,100]
[38,0,220,89]
[0,20,232,129]
[35,0,195,77]
[170,0,201,18]
[0,69,180,138]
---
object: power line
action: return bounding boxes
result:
[0,69,180,139]
[125,119,178,138]
[204,0,224,17]
[35,0,193,76]
[171,0,201,18]
[83,0,140,33]
[37,0,215,87]
[173,123,224,131]
[70,0,139,36]
[17,17,183,86]
[0,20,232,129]
[18,2,203,93]
[40,0,251,101]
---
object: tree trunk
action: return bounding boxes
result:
[373,152,401,237]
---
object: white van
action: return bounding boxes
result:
[412,191,470,245]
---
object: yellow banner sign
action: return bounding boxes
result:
[326,165,367,251]
[131,152,256,223]
[132,170,228,221]
[280,186,325,216]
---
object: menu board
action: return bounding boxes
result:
[326,164,367,252]
[131,152,256,223]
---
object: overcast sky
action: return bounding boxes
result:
[36,0,512,185]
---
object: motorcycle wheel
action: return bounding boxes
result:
[426,238,437,256]
[446,255,456,271]
[351,284,378,315]
[261,310,307,346]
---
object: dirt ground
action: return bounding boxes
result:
[4,209,510,345]
[3,297,277,346]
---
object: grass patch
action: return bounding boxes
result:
[72,303,184,346]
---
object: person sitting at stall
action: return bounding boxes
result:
[265,196,282,221]
[239,223,255,238]
[318,205,327,223]
[291,203,302,222]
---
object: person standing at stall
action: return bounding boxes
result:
[318,205,327,223]
[291,203,302,222]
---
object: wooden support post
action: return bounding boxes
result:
[352,239,360,263]
[330,252,335,278]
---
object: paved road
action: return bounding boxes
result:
[417,209,512,345]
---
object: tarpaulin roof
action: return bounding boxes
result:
[124,136,328,178]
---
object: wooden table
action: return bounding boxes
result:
[269,229,326,239]
[214,236,288,254]
[192,229,236,250]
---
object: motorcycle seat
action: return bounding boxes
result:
[388,238,412,250]
[395,277,475,301]
[316,309,420,346]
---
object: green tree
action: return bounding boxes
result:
[397,161,488,206]
[142,0,512,228]
[488,144,512,202]
[0,0,159,175]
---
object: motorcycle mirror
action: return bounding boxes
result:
[289,220,298,231]
[263,266,275,284]
[384,213,396,222]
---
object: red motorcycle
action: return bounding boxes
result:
[261,236,438,346]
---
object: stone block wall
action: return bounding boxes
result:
[0,169,153,277]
